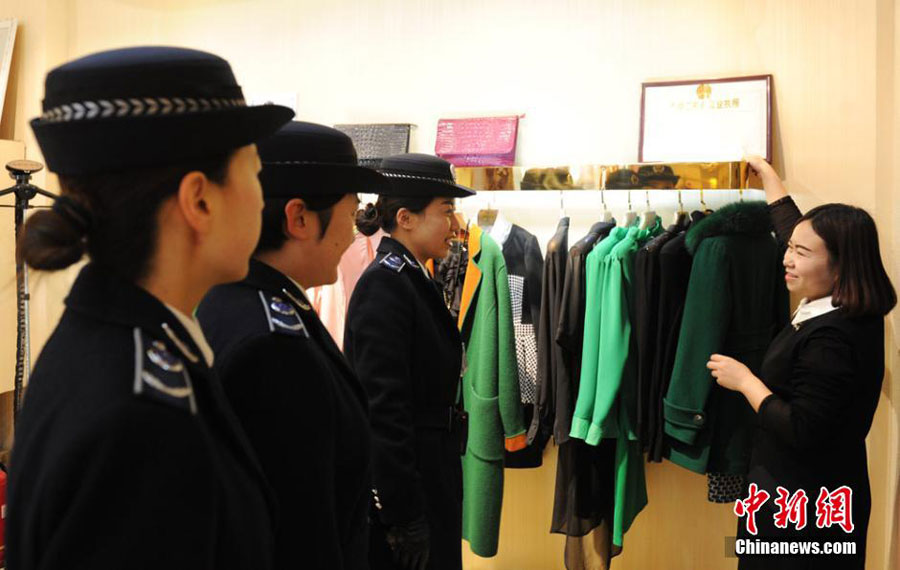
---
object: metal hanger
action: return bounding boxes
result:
[601,186,613,223]
[622,186,638,227]
[639,189,657,230]
[600,168,614,222]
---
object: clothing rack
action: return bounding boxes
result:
[358,188,764,257]
[453,189,765,255]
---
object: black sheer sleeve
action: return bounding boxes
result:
[767,195,802,245]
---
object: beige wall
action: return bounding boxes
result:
[0,138,24,397]
[1,0,898,568]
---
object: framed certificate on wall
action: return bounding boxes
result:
[639,75,772,163]
[0,19,16,128]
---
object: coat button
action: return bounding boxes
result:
[693,414,704,425]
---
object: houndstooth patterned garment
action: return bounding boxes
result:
[508,275,538,404]
[707,472,746,503]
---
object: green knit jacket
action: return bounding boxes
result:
[459,225,527,558]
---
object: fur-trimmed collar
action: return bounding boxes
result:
[685,201,772,255]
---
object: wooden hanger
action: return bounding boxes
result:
[672,188,688,227]
[477,192,498,228]
[700,185,711,214]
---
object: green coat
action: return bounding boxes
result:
[570,220,661,549]
[570,226,626,439]
[664,201,789,475]
[459,225,527,558]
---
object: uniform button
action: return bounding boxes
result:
[693,414,704,425]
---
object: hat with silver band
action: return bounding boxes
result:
[377,153,475,198]
[31,46,295,176]
[258,121,388,201]
[638,164,680,184]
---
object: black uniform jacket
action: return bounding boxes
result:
[7,263,275,570]
[198,259,372,570]
[344,237,464,569]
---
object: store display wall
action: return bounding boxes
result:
[0,1,897,568]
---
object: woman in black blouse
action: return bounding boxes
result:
[708,156,895,569]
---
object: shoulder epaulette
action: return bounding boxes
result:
[379,253,407,273]
[380,253,422,274]
[258,291,310,338]
[133,328,197,414]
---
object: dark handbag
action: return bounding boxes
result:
[333,123,412,168]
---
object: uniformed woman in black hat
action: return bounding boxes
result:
[8,47,293,569]
[197,121,386,569]
[344,153,474,570]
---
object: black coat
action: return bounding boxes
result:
[738,198,882,570]
[632,224,681,448]
[7,264,275,570]
[499,224,543,331]
[554,220,615,443]
[344,237,464,570]
[197,259,372,570]
[647,211,705,462]
[528,217,569,446]
[496,223,545,468]
[548,220,617,542]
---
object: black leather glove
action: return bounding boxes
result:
[385,516,430,570]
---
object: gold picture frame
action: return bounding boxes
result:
[0,19,16,129]
[639,75,773,163]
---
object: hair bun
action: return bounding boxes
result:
[52,195,93,234]
[355,202,381,236]
[19,206,88,271]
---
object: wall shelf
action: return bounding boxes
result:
[454,160,759,191]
